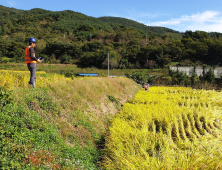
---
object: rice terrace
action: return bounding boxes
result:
[1,4,222,170]
[102,87,222,169]
[0,68,222,169]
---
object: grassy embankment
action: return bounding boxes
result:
[0,70,139,169]
[102,87,222,169]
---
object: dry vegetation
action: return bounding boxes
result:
[11,72,139,146]
[0,70,140,169]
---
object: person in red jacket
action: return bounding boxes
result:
[144,83,149,91]
[25,38,41,88]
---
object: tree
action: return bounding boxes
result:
[161,35,168,40]
[155,51,171,68]
[144,60,157,69]
[137,45,157,66]
[176,71,187,85]
[166,41,183,61]
[76,24,95,32]
[0,26,6,36]
[190,73,200,85]
[193,41,208,61]
[60,54,72,64]
[132,71,149,83]
[204,68,215,83]
[82,40,104,52]
[124,39,140,63]
[78,50,107,68]
[118,59,129,69]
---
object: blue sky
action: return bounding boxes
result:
[2,0,222,33]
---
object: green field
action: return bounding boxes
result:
[0,63,168,76]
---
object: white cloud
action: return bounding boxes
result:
[107,9,169,24]
[148,11,222,33]
[6,1,16,7]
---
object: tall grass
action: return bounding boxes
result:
[0,70,140,169]
[102,87,222,170]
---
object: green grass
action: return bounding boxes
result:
[0,87,100,169]
[0,63,168,76]
[0,75,140,169]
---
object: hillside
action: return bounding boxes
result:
[0,5,112,37]
[0,71,140,169]
[1,5,222,68]
[98,16,180,36]
[0,5,178,37]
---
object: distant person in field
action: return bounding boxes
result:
[24,38,41,88]
[144,83,149,91]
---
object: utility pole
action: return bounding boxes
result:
[208,31,212,40]
[90,33,92,41]
[108,53,109,77]
[64,33,65,39]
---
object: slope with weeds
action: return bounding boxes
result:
[0,71,139,169]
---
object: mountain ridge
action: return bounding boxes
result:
[0,5,180,37]
[98,16,180,35]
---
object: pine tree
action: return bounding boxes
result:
[0,26,6,36]
[204,68,215,83]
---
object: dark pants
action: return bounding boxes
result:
[27,63,36,85]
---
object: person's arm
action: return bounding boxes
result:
[29,47,40,63]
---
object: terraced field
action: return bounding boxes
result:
[0,70,139,169]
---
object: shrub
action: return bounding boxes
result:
[132,71,149,83]
[0,86,13,107]
[0,57,12,63]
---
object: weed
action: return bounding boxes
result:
[0,86,13,107]
[107,95,120,110]
[0,71,139,169]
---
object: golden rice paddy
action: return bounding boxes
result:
[102,87,222,170]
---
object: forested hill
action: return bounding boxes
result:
[98,16,179,36]
[0,5,112,35]
[1,5,222,68]
[0,5,179,37]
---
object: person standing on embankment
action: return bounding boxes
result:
[24,37,41,88]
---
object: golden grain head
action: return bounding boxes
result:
[103,87,222,170]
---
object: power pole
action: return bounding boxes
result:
[208,31,212,40]
[108,53,109,77]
